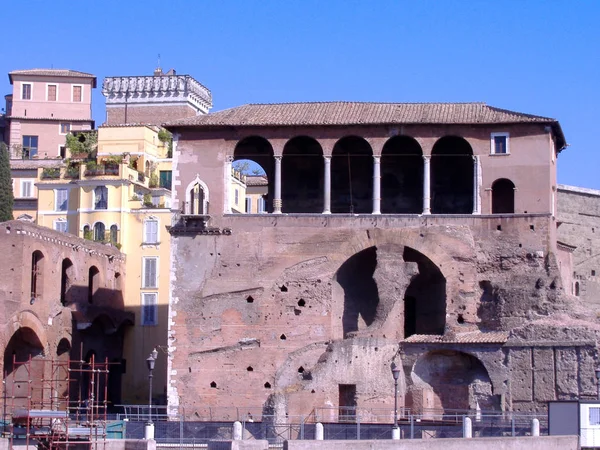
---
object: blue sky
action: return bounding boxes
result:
[2,1,598,187]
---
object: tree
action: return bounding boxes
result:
[65,131,98,157]
[0,142,14,221]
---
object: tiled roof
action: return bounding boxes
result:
[245,175,268,186]
[9,69,97,87]
[165,102,566,149]
[8,116,94,123]
[403,331,508,344]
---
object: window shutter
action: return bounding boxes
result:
[145,220,158,243]
[142,293,157,325]
[144,258,157,288]
[57,189,68,211]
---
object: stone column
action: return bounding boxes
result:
[422,155,431,215]
[224,156,233,214]
[372,156,381,214]
[473,155,481,215]
[323,156,331,214]
[273,155,282,214]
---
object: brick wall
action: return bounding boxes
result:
[106,104,197,126]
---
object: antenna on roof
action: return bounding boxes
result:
[154,54,163,76]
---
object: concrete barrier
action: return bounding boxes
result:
[207,440,269,450]
[283,435,579,450]
[104,439,156,450]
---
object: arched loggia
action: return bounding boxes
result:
[234,137,274,213]
[431,136,474,214]
[282,136,324,213]
[331,136,373,214]
[381,136,423,213]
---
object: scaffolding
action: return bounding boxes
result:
[3,351,110,449]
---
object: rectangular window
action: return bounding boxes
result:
[59,146,67,159]
[143,257,158,288]
[235,189,239,205]
[245,197,252,213]
[22,83,31,100]
[491,132,510,155]
[94,186,108,210]
[72,85,82,102]
[159,170,172,190]
[59,123,71,135]
[20,180,34,198]
[22,136,38,159]
[590,407,600,426]
[55,189,68,211]
[144,219,159,244]
[141,293,158,326]
[54,220,68,233]
[47,84,57,101]
[258,198,265,214]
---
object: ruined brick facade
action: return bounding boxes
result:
[164,102,598,420]
[0,220,132,407]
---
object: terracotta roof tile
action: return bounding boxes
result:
[403,331,508,344]
[245,175,268,186]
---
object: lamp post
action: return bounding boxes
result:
[391,362,401,440]
[145,348,158,440]
[595,367,600,401]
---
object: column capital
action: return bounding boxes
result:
[373,155,381,162]
[274,155,282,162]
[225,155,234,163]
[423,154,431,162]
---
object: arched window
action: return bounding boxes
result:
[94,222,106,242]
[110,225,118,245]
[31,251,44,301]
[575,281,580,297]
[94,186,108,210]
[61,258,74,305]
[88,266,100,304]
[491,179,515,214]
[185,177,210,215]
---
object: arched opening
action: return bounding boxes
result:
[411,350,500,412]
[331,136,373,214]
[114,272,122,291]
[575,281,580,296]
[337,247,379,337]
[110,224,119,245]
[94,222,105,242]
[31,250,44,301]
[431,136,473,214]
[60,258,74,306]
[491,178,515,214]
[88,266,100,304]
[57,338,71,357]
[403,247,446,337]
[282,136,323,213]
[234,137,274,213]
[83,224,91,239]
[189,182,206,214]
[4,328,45,408]
[381,136,423,213]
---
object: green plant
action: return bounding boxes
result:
[0,143,14,221]
[131,194,140,201]
[149,173,159,188]
[105,155,123,165]
[65,165,80,178]
[129,156,138,170]
[114,243,122,250]
[41,168,60,179]
[143,193,154,207]
[84,230,93,241]
[65,131,98,156]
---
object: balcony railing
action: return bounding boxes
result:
[84,164,119,177]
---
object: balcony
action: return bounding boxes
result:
[84,163,120,177]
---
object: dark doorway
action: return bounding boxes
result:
[381,136,423,213]
[88,266,99,304]
[61,258,74,306]
[31,250,44,301]
[282,136,323,213]
[431,136,473,214]
[491,178,515,213]
[338,384,357,421]
[337,247,379,337]
[403,247,446,337]
[331,137,373,213]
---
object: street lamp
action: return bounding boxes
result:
[391,362,401,440]
[145,348,158,439]
[595,367,600,400]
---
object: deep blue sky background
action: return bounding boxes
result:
[1,1,598,187]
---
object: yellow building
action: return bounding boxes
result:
[33,124,172,404]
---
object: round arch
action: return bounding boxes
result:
[381,136,423,213]
[282,136,324,213]
[331,136,373,214]
[431,136,474,214]
[491,178,515,214]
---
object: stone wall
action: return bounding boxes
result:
[106,104,197,126]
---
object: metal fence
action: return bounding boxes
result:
[118,410,548,445]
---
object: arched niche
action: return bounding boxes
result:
[491,178,515,214]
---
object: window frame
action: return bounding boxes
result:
[94,186,108,210]
[46,83,57,102]
[490,132,510,155]
[142,256,159,289]
[143,218,159,244]
[59,123,71,135]
[141,292,158,326]
[20,179,34,198]
[22,135,39,159]
[54,219,68,233]
[55,188,69,211]
[93,222,106,242]
[21,83,32,100]
[72,84,83,102]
